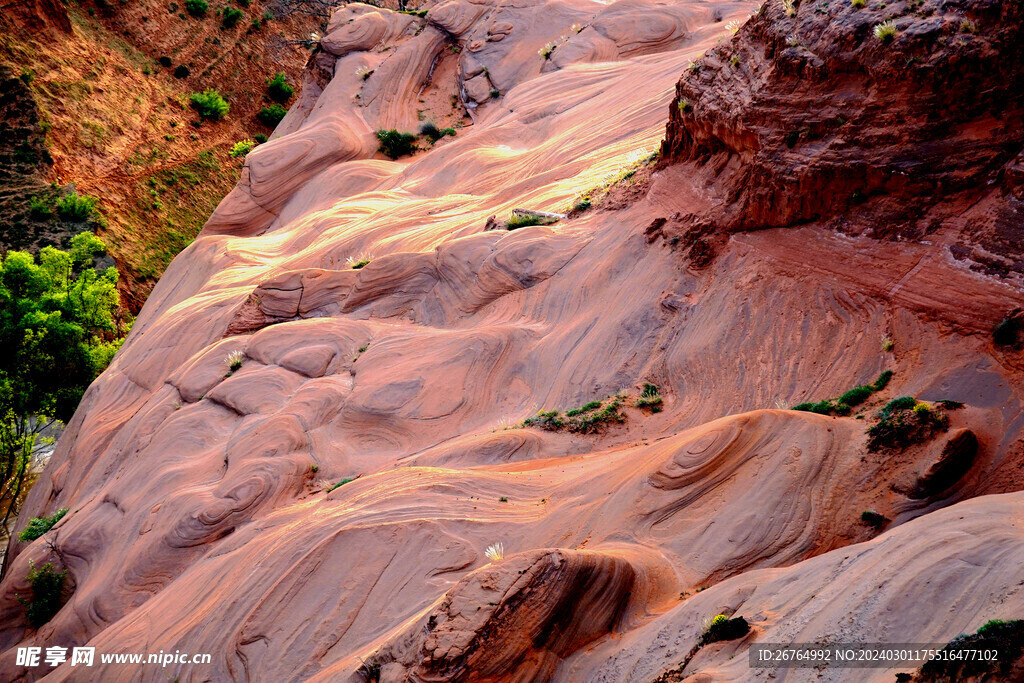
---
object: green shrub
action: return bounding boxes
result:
[919,619,1024,681]
[229,139,256,157]
[19,508,69,542]
[523,410,565,431]
[636,383,663,411]
[349,258,370,270]
[879,395,916,417]
[29,195,53,217]
[327,478,354,492]
[190,90,229,120]
[173,65,190,78]
[838,385,873,407]
[979,619,1010,636]
[158,56,172,67]
[568,399,625,433]
[566,400,602,417]
[701,615,749,645]
[793,400,836,415]
[253,133,268,143]
[184,0,207,16]
[523,392,649,434]
[56,193,99,221]
[994,316,1020,346]
[851,0,865,7]
[221,6,243,28]
[266,72,294,103]
[867,399,948,451]
[861,510,886,528]
[375,129,417,158]
[872,369,893,391]
[17,561,67,628]
[419,121,442,142]
[257,104,287,127]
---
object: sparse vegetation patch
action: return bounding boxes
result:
[860,510,887,528]
[419,121,456,143]
[916,619,1024,681]
[523,388,665,434]
[56,192,99,222]
[791,369,893,416]
[327,478,355,492]
[19,508,69,542]
[17,560,67,628]
[635,383,663,412]
[375,129,417,159]
[866,398,949,451]
[701,615,750,645]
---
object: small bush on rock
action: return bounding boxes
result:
[375,129,417,158]
[867,399,948,451]
[19,509,69,542]
[874,20,897,43]
[229,139,256,157]
[701,615,750,645]
[17,561,67,628]
[918,619,1024,681]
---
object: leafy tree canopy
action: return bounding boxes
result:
[0,232,128,541]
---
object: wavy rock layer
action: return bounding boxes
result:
[0,0,1022,681]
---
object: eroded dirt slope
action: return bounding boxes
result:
[1,0,1023,681]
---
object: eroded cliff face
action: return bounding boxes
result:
[1,0,1023,680]
[659,0,1024,281]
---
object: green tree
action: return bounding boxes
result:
[0,233,128,545]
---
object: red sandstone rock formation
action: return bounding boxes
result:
[0,0,1022,681]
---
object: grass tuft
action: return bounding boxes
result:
[874,20,897,43]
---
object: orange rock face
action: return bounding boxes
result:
[1,0,1023,681]
[660,0,1024,233]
